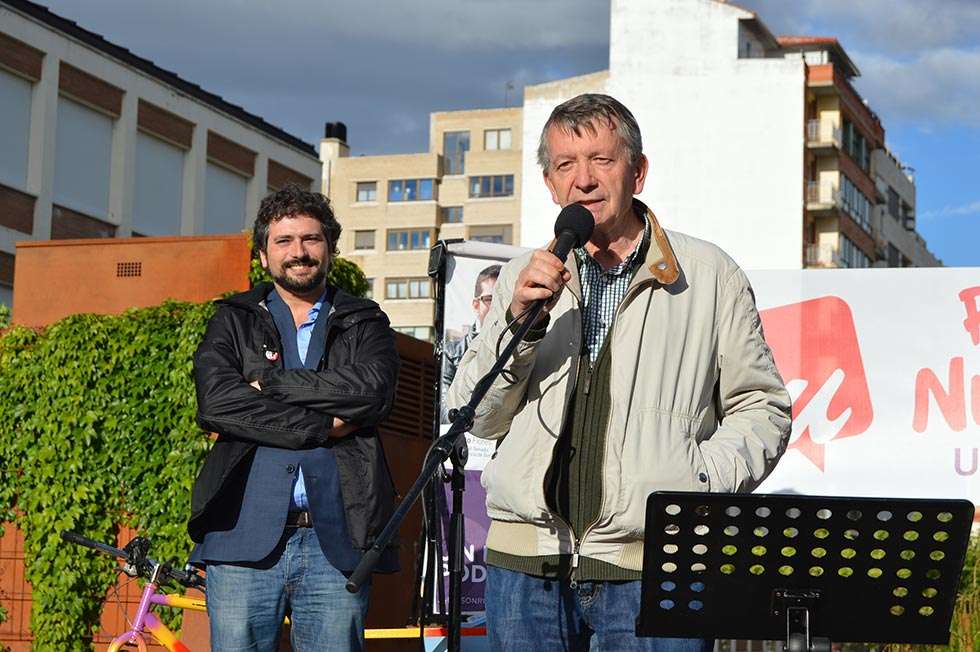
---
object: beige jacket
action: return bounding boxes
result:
[447,203,791,571]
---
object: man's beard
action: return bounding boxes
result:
[274,256,328,293]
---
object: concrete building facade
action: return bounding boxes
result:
[0,0,321,306]
[321,108,521,340]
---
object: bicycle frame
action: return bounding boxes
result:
[107,563,206,652]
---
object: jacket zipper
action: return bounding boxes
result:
[544,268,653,586]
[569,288,638,587]
[540,291,582,585]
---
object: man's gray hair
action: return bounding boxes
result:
[536,93,643,171]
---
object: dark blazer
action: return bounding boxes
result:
[188,282,400,559]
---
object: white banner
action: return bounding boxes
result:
[751,268,980,501]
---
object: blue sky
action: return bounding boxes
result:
[36,0,978,266]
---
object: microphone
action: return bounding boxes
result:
[551,203,595,262]
[515,204,594,328]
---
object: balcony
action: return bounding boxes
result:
[806,181,840,214]
[806,119,841,152]
[805,243,842,268]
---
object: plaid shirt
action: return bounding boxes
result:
[574,218,651,365]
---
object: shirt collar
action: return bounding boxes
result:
[307,290,327,319]
[575,208,651,276]
[267,287,328,323]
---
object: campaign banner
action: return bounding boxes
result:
[751,268,980,498]
[436,239,980,623]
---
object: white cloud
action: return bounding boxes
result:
[813,0,980,53]
[853,48,980,128]
[269,0,611,52]
[741,0,980,53]
[738,0,980,130]
[922,200,980,220]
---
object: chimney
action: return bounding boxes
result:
[324,121,348,143]
[319,121,350,199]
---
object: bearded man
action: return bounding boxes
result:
[188,185,400,651]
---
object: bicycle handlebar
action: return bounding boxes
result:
[60,530,205,590]
[61,530,127,559]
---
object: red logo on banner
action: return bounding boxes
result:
[759,297,874,470]
[961,287,980,346]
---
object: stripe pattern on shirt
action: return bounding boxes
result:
[574,218,650,365]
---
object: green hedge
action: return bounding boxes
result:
[0,256,367,650]
[0,301,215,649]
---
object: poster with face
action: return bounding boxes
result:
[434,240,528,621]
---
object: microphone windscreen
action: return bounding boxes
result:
[554,204,595,249]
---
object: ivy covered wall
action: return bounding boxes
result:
[0,255,368,649]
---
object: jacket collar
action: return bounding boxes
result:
[220,282,379,322]
[632,198,680,287]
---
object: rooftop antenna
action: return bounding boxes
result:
[504,80,515,107]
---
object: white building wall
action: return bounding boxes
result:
[521,0,806,270]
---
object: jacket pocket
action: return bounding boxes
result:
[614,408,707,538]
[333,432,397,549]
[480,420,552,523]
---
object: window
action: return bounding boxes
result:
[54,97,113,218]
[364,278,374,299]
[133,132,184,236]
[354,230,375,250]
[443,131,470,175]
[0,69,32,191]
[887,188,900,221]
[469,174,514,198]
[840,236,870,268]
[387,229,431,251]
[887,244,900,268]
[468,225,511,244]
[484,128,512,151]
[388,178,435,202]
[441,206,463,223]
[386,277,431,299]
[204,162,248,234]
[842,119,869,172]
[356,181,377,202]
[393,325,434,341]
[473,232,504,244]
[840,176,871,233]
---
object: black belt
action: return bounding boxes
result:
[286,511,313,528]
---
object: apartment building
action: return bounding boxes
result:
[321,108,522,340]
[0,0,321,306]
[789,36,939,269]
[871,149,938,267]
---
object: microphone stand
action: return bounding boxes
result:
[347,298,551,652]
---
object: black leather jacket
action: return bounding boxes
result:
[188,282,400,554]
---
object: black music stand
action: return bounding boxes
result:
[637,492,974,650]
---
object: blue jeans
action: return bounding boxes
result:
[485,565,713,652]
[206,527,370,651]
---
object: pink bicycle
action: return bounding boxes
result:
[61,530,207,652]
